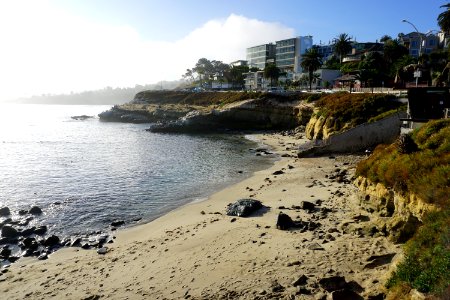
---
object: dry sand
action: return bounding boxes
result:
[0,133,401,299]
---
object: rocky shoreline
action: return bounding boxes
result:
[0,133,401,299]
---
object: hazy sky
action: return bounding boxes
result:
[0,0,444,100]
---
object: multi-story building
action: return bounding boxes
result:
[230,60,248,67]
[275,36,313,74]
[399,32,439,57]
[315,43,334,62]
[342,42,384,63]
[246,43,276,70]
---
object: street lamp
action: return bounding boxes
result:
[402,19,423,87]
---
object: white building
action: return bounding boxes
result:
[276,36,313,77]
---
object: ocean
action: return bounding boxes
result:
[0,104,273,239]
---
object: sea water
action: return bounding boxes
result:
[0,104,273,238]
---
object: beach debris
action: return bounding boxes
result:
[29,206,43,215]
[1,225,19,238]
[292,274,308,286]
[0,207,11,216]
[272,170,284,175]
[226,199,263,217]
[318,276,347,292]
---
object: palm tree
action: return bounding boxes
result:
[333,33,353,63]
[438,3,450,33]
[263,64,281,87]
[300,48,323,91]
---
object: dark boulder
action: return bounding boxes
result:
[42,235,60,247]
[33,225,48,235]
[70,237,82,247]
[29,206,43,215]
[18,210,28,216]
[226,199,263,217]
[301,201,315,211]
[1,225,19,238]
[0,207,10,216]
[276,212,296,230]
[272,170,284,175]
[0,246,11,258]
[276,212,303,230]
[21,237,39,251]
[318,276,348,292]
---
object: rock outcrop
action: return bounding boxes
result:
[354,176,438,243]
[149,98,300,133]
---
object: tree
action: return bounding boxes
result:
[300,47,323,91]
[333,33,353,63]
[228,65,249,89]
[438,3,450,33]
[263,64,281,87]
[380,35,392,43]
[193,58,214,87]
[358,52,385,87]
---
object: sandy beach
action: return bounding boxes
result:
[0,133,401,299]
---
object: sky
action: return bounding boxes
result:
[0,0,445,100]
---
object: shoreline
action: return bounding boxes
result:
[0,133,401,299]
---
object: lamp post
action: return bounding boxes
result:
[402,19,423,87]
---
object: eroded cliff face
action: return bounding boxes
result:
[354,176,438,244]
[305,111,336,140]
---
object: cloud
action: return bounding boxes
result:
[0,2,295,100]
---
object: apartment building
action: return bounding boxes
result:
[275,36,313,75]
[246,43,276,70]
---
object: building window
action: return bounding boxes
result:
[411,41,418,48]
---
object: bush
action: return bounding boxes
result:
[314,93,403,133]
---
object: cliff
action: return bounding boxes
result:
[99,90,311,132]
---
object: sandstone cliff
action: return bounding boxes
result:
[354,176,438,244]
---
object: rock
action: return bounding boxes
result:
[7,256,20,263]
[0,218,12,228]
[276,212,297,230]
[307,243,324,251]
[301,201,316,211]
[364,253,396,269]
[0,247,11,258]
[29,206,43,215]
[81,243,90,249]
[42,235,60,247]
[226,199,263,217]
[286,260,301,267]
[97,247,108,255]
[1,225,19,238]
[33,225,48,235]
[328,289,363,300]
[18,210,27,216]
[38,253,48,260]
[292,274,308,286]
[110,220,125,227]
[22,237,38,249]
[272,170,284,175]
[389,214,421,244]
[318,276,347,292]
[271,281,285,293]
[0,207,10,216]
[71,115,93,120]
